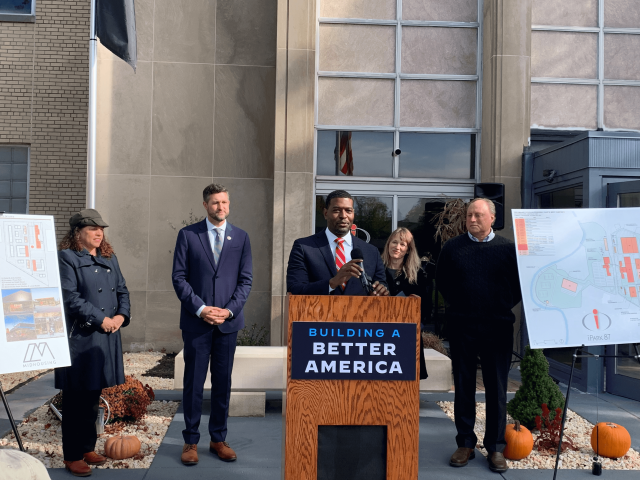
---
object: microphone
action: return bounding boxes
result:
[351,248,372,294]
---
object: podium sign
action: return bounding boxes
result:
[291,321,416,381]
[285,295,421,480]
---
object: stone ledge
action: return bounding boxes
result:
[173,346,452,394]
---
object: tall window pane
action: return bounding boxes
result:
[399,133,475,179]
[317,131,394,177]
[315,195,392,253]
[0,146,29,214]
[397,197,446,260]
[0,0,33,14]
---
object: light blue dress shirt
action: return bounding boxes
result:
[468,228,495,243]
[196,218,233,318]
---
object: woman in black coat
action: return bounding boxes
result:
[382,227,434,380]
[54,209,130,477]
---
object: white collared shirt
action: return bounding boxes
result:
[325,227,353,292]
[196,218,232,318]
[468,228,495,243]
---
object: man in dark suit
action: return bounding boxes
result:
[172,183,252,466]
[287,190,388,296]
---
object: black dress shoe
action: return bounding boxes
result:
[449,447,475,467]
[488,452,509,473]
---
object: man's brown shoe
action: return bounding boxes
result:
[488,452,509,473]
[83,451,107,466]
[63,460,92,477]
[181,444,199,465]
[449,447,475,467]
[210,441,237,462]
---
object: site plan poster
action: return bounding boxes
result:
[513,208,640,349]
[0,214,71,374]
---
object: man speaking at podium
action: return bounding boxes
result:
[286,190,388,297]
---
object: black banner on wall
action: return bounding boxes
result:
[291,322,417,381]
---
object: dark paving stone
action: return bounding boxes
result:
[48,468,147,480]
[148,400,282,473]
[1,372,57,437]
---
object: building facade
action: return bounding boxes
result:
[2,1,640,369]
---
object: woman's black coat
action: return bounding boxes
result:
[385,262,435,380]
[54,248,130,391]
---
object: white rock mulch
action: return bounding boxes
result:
[0,370,49,393]
[123,352,174,391]
[437,401,640,470]
[0,400,179,469]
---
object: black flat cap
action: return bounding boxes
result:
[69,209,109,228]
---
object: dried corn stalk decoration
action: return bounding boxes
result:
[432,198,468,246]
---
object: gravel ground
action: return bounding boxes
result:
[123,352,174,390]
[0,400,179,469]
[0,370,49,393]
[437,401,640,470]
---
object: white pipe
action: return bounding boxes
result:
[87,0,97,208]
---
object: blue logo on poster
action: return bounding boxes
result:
[291,322,417,381]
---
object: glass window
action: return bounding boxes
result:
[616,344,640,380]
[0,146,29,214]
[397,197,447,261]
[619,192,640,208]
[317,130,394,177]
[0,0,33,15]
[315,195,392,253]
[399,133,475,179]
[539,186,584,208]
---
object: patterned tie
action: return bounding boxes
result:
[335,238,346,289]
[213,227,222,265]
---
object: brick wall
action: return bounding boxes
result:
[0,1,89,238]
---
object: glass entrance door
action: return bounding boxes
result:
[605,180,640,401]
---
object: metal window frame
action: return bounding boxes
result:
[314,0,483,231]
[532,0,640,130]
[0,145,30,214]
[0,0,36,23]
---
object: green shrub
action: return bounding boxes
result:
[507,346,565,430]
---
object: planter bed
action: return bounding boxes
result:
[437,401,640,470]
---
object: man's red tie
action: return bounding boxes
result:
[335,238,347,289]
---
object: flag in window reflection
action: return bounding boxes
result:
[335,131,354,176]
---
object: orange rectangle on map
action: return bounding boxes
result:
[32,260,37,271]
[561,279,578,293]
[631,287,638,298]
[621,237,639,254]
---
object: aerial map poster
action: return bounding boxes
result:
[513,208,640,349]
[0,214,71,374]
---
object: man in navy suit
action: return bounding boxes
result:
[287,190,388,296]
[172,183,252,466]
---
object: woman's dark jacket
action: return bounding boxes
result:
[54,248,130,391]
[385,262,435,380]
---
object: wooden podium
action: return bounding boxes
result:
[284,294,421,480]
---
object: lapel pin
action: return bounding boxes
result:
[227,236,232,240]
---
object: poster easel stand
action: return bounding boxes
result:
[553,344,640,479]
[0,381,25,452]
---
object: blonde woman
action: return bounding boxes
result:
[382,227,433,379]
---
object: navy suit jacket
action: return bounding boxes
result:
[286,230,386,295]
[172,220,252,333]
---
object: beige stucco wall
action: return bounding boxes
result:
[96,0,278,351]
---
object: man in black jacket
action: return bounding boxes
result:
[436,198,521,473]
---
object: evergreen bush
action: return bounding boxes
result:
[507,346,565,430]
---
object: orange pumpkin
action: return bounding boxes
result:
[591,422,631,459]
[504,420,534,460]
[104,435,141,460]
